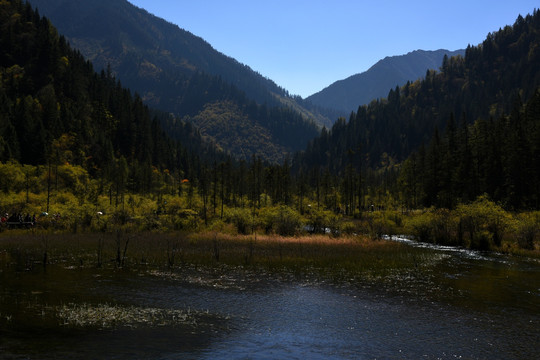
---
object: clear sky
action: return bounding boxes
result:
[127,0,538,98]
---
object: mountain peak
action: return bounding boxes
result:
[307,49,465,114]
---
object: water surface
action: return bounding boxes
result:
[1,239,538,359]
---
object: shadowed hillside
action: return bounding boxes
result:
[29,0,327,162]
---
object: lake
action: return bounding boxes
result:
[1,236,538,359]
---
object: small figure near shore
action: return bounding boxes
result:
[0,211,36,228]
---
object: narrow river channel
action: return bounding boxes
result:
[1,237,538,359]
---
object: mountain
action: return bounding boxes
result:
[29,0,282,104]
[28,0,328,162]
[297,11,540,179]
[0,0,223,191]
[307,49,465,114]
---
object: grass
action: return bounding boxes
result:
[0,230,428,278]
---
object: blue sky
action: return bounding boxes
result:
[128,0,538,98]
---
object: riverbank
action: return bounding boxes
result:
[1,226,539,278]
[1,189,538,260]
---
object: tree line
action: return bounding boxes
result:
[294,9,540,211]
[398,92,540,210]
[0,0,222,192]
[0,0,308,215]
[1,0,539,220]
[298,10,540,172]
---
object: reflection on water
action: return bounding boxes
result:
[1,241,539,359]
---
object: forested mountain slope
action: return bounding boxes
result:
[298,11,540,175]
[307,49,465,113]
[399,90,540,210]
[29,0,284,105]
[0,0,219,191]
[28,0,325,162]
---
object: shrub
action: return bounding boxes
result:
[274,206,302,236]
[340,221,357,235]
[405,209,457,245]
[259,205,301,236]
[111,209,132,225]
[224,207,253,235]
[0,161,25,193]
[56,164,89,196]
[364,211,399,240]
[457,195,511,250]
[471,230,493,251]
[304,208,333,234]
[515,212,539,250]
[407,212,434,243]
[258,206,278,234]
[172,209,200,231]
[430,209,459,246]
[55,191,78,206]
[207,219,235,234]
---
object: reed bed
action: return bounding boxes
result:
[0,230,432,279]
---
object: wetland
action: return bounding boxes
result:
[0,232,538,359]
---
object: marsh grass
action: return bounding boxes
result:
[0,231,432,280]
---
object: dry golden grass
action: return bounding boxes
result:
[192,231,389,247]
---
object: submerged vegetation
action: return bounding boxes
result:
[54,303,219,329]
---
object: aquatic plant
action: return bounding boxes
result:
[55,303,218,329]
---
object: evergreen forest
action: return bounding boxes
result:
[28,0,328,163]
[0,0,539,253]
[297,11,540,210]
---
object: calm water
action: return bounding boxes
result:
[1,239,539,359]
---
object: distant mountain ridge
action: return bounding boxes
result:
[28,0,328,162]
[307,49,465,113]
